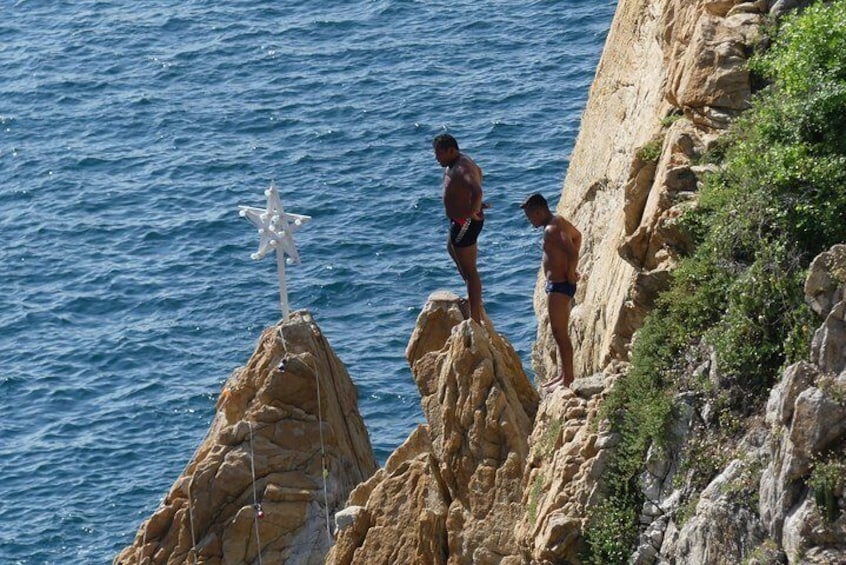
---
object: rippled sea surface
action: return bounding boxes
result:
[1,1,615,561]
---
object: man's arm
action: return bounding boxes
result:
[560,218,582,281]
[562,218,582,252]
[557,227,576,255]
[546,223,575,255]
[461,170,483,219]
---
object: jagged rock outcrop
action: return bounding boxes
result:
[328,291,539,564]
[758,245,846,563]
[654,425,770,565]
[628,245,846,564]
[115,311,377,565]
[533,0,765,383]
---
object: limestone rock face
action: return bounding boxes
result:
[115,312,377,565]
[659,457,768,564]
[665,5,763,127]
[327,425,450,565]
[329,292,539,565]
[533,0,764,384]
[805,244,846,319]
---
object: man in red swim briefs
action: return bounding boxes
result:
[433,134,488,323]
[521,193,582,390]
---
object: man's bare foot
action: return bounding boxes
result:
[543,374,573,391]
[457,297,471,320]
[542,375,564,390]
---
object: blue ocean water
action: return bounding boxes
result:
[0,1,615,562]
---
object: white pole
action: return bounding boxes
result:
[277,251,289,321]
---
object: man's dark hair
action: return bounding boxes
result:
[433,133,459,151]
[520,193,548,210]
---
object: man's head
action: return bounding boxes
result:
[520,192,550,227]
[433,133,460,167]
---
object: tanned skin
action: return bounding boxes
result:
[524,200,582,389]
[434,142,488,323]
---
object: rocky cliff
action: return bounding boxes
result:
[114,312,377,564]
[533,0,767,383]
[642,245,846,564]
[116,1,844,564]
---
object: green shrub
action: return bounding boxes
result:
[706,242,810,401]
[751,1,846,96]
[582,498,639,565]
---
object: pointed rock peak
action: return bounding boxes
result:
[115,310,376,565]
[331,293,541,563]
[405,290,470,367]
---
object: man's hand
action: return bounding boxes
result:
[470,200,491,220]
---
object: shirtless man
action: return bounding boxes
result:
[521,193,582,389]
[433,134,488,323]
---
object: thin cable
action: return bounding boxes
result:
[277,321,332,540]
[314,356,333,541]
[249,421,264,565]
[137,435,204,564]
[187,489,198,565]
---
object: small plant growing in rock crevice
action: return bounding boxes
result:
[527,473,545,526]
[808,452,846,523]
[660,111,684,128]
[540,418,563,457]
[635,134,664,163]
[742,538,783,565]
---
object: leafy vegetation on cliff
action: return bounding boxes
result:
[585,2,846,562]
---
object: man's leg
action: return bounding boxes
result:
[447,239,472,319]
[447,238,465,280]
[547,292,573,388]
[453,243,483,323]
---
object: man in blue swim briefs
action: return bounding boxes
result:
[521,193,582,390]
[433,134,489,323]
